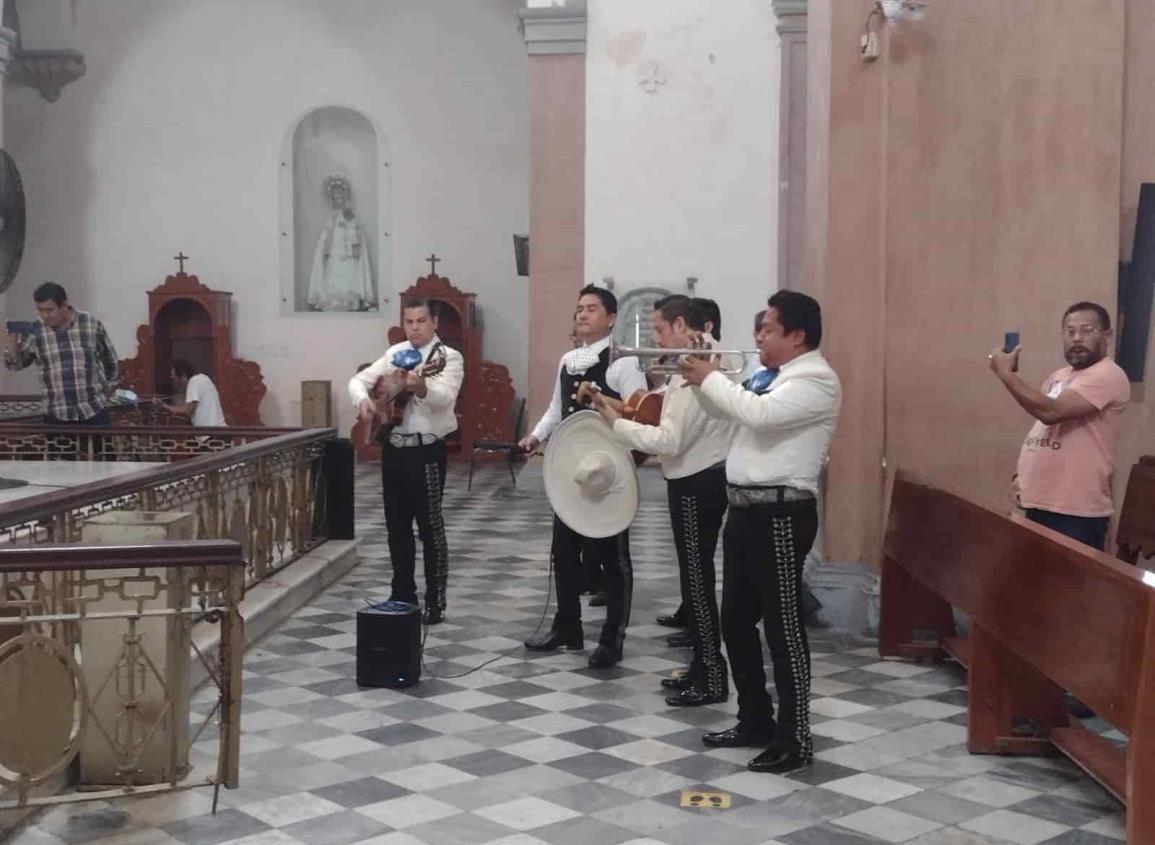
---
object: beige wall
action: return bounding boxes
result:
[527,54,586,429]
[806,0,887,564]
[811,0,1130,564]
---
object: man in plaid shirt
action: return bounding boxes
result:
[3,282,119,425]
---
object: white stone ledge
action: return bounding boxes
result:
[190,538,361,690]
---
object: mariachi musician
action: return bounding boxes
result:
[592,295,735,706]
[350,297,464,625]
[519,284,646,668]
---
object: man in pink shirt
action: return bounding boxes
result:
[989,301,1131,550]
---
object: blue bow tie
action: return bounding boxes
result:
[391,348,423,371]
[744,368,779,394]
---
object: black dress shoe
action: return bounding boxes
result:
[665,688,728,707]
[422,607,444,625]
[665,630,695,648]
[524,628,583,651]
[588,644,622,668]
[588,591,608,608]
[660,674,691,691]
[656,611,688,628]
[747,746,809,774]
[702,724,775,748]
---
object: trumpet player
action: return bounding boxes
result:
[680,291,841,775]
[593,295,735,706]
[520,285,646,668]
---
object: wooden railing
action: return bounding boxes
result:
[0,541,245,810]
[879,473,1154,844]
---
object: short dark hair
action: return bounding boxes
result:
[171,359,198,378]
[767,290,822,349]
[33,282,67,306]
[401,297,439,318]
[692,298,721,341]
[754,309,766,333]
[653,294,698,328]
[1063,301,1110,331]
[578,284,617,315]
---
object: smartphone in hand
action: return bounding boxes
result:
[1004,331,1020,372]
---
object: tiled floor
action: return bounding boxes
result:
[17,463,1127,845]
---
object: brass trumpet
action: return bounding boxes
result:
[609,338,754,375]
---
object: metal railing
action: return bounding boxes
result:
[0,428,346,590]
[0,541,245,810]
[0,396,179,427]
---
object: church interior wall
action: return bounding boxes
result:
[2,0,530,433]
[812,0,1129,568]
[583,0,782,355]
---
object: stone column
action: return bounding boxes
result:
[804,0,887,569]
[773,1,808,293]
[519,1,587,431]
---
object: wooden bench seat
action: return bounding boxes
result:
[879,473,1154,844]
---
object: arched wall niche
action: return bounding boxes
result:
[154,299,213,392]
[280,105,392,315]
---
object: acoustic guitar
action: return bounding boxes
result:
[576,381,664,466]
[576,382,664,426]
[364,345,447,446]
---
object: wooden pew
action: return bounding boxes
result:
[879,473,1154,844]
[1117,455,1155,565]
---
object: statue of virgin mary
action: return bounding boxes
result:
[307,175,376,311]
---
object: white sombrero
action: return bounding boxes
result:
[544,410,639,538]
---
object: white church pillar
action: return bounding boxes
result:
[519,1,588,429]
[773,0,808,294]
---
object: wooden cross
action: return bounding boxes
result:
[426,254,440,275]
[174,252,189,274]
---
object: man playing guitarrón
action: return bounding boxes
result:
[520,284,647,667]
[350,298,464,624]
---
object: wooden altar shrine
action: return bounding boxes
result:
[351,265,516,461]
[118,258,267,426]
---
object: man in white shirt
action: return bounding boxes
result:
[519,284,647,668]
[597,295,734,706]
[160,360,227,427]
[681,290,841,775]
[349,298,465,625]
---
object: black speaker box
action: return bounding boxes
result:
[356,601,421,688]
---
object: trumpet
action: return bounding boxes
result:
[609,338,754,375]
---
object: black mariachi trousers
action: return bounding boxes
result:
[551,517,632,650]
[722,497,818,759]
[666,465,728,696]
[381,440,449,610]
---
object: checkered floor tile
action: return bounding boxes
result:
[18,463,1127,845]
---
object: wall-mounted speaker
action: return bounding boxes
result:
[513,234,529,277]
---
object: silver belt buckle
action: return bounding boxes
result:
[389,432,437,448]
[727,485,813,507]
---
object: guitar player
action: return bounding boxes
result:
[349,297,464,625]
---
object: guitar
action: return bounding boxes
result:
[576,381,664,426]
[575,381,663,466]
[364,344,447,445]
